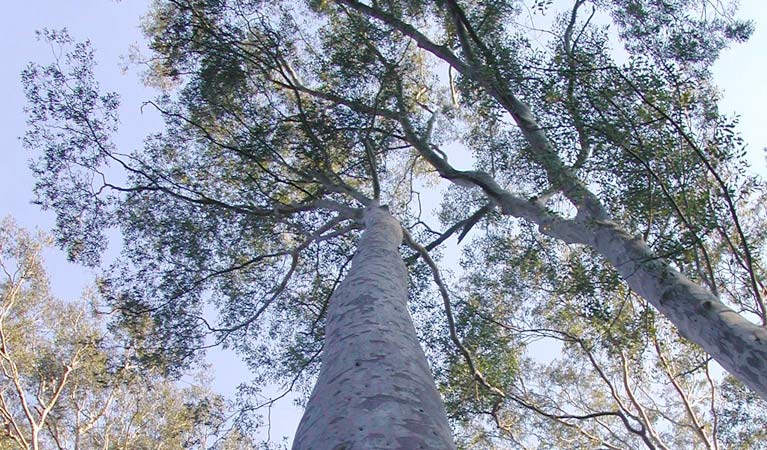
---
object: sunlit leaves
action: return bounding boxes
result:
[0,218,244,449]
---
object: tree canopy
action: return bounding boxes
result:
[21,0,766,448]
[0,217,268,449]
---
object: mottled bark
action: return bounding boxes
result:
[395,80,767,400]
[328,0,767,400]
[292,204,456,450]
[590,220,767,400]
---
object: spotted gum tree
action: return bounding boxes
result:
[21,0,767,447]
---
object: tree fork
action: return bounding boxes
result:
[292,203,456,450]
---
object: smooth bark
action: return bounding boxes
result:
[331,0,767,400]
[292,204,455,450]
[589,220,767,399]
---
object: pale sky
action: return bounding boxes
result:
[0,0,301,442]
[1,0,765,445]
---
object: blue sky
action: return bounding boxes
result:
[1,0,765,445]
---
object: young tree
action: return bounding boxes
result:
[20,0,766,447]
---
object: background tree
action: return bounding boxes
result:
[20,0,766,447]
[0,217,257,450]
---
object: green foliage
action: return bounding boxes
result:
[21,30,119,266]
[20,0,767,448]
[717,376,767,449]
[0,218,257,449]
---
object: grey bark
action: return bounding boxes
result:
[292,204,456,450]
[329,0,767,400]
[395,81,767,401]
[403,119,767,398]
[589,220,767,399]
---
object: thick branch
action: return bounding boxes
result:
[332,1,767,400]
[395,104,588,245]
[337,0,608,220]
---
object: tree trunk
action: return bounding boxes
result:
[292,204,456,450]
[591,220,767,399]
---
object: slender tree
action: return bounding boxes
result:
[0,217,254,450]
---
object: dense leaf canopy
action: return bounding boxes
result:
[21,0,766,448]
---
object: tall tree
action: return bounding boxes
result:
[20,0,766,447]
[293,203,455,449]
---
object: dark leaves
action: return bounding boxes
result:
[22,29,119,266]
